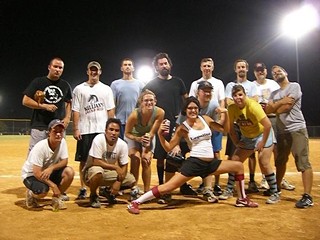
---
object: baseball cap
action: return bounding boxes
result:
[48,119,65,130]
[87,61,101,70]
[254,62,266,71]
[198,81,213,90]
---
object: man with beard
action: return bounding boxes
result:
[111,58,145,139]
[266,65,313,208]
[220,59,259,200]
[143,53,195,203]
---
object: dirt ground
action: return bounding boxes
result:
[0,135,319,240]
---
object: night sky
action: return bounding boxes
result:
[1,0,320,125]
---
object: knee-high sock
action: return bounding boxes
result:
[265,173,277,193]
[134,186,161,204]
[157,166,164,185]
[226,173,235,191]
[235,174,246,199]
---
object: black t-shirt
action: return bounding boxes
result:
[23,76,72,130]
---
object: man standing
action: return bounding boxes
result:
[266,65,313,208]
[22,119,74,210]
[189,57,225,195]
[111,58,144,139]
[73,61,115,200]
[22,57,72,152]
[143,53,194,201]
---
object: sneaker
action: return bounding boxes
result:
[157,194,172,204]
[259,178,269,190]
[129,186,141,201]
[180,183,197,196]
[264,189,281,196]
[281,179,295,191]
[127,201,140,214]
[90,194,101,208]
[295,193,314,208]
[60,192,70,201]
[246,181,259,193]
[266,192,281,204]
[52,196,67,211]
[213,184,223,196]
[99,187,117,204]
[196,183,205,194]
[76,188,87,200]
[25,190,39,208]
[203,189,218,203]
[218,189,233,200]
[235,197,259,208]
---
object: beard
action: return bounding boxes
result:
[238,71,246,78]
[275,74,285,83]
[159,68,170,77]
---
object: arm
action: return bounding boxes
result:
[265,96,295,114]
[107,108,115,119]
[92,158,126,181]
[22,95,58,112]
[148,108,165,139]
[218,99,226,124]
[62,101,72,128]
[203,111,229,134]
[72,111,81,140]
[157,121,183,152]
[124,111,142,143]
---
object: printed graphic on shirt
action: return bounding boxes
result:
[44,86,63,104]
[102,151,116,164]
[236,114,254,126]
[84,94,105,114]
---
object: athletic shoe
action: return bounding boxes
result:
[90,194,101,208]
[25,190,39,208]
[127,201,140,214]
[196,183,205,194]
[266,192,281,204]
[52,196,67,211]
[157,194,172,204]
[203,189,218,203]
[218,189,233,200]
[281,179,295,191]
[259,178,269,190]
[180,183,197,196]
[235,197,259,208]
[60,193,70,201]
[129,186,141,201]
[213,184,223,196]
[295,193,314,208]
[76,188,87,200]
[246,181,259,193]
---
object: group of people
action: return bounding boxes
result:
[21,53,314,213]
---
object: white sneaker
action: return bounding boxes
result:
[218,189,233,200]
[281,179,295,191]
[25,190,39,208]
[259,178,269,189]
[52,196,67,211]
[266,192,281,204]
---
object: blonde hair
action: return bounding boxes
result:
[137,89,156,107]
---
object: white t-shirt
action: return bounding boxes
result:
[225,80,258,99]
[254,79,280,103]
[72,81,115,134]
[189,77,225,102]
[21,138,68,180]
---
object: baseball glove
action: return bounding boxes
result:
[34,90,45,104]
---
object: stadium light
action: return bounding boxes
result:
[136,65,154,85]
[281,4,319,82]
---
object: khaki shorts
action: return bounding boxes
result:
[84,166,136,187]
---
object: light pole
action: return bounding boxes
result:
[281,4,318,83]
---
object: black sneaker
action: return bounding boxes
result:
[213,184,223,196]
[196,183,205,194]
[246,181,259,194]
[90,194,101,208]
[295,193,314,208]
[99,187,117,204]
[157,194,172,204]
[180,183,197,196]
[76,188,87,200]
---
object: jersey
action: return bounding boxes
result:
[72,81,115,135]
[110,79,144,124]
[23,76,72,130]
[269,82,306,133]
[182,116,213,158]
[225,80,258,99]
[21,138,68,180]
[189,77,225,103]
[228,98,266,138]
[131,107,158,137]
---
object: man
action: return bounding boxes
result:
[73,61,115,200]
[110,58,144,139]
[253,62,295,191]
[22,57,72,153]
[222,59,259,198]
[189,57,225,195]
[266,65,313,208]
[83,118,138,208]
[21,119,75,210]
[143,53,194,201]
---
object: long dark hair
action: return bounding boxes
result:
[181,96,201,116]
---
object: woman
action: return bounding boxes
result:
[219,85,279,204]
[127,97,258,214]
[125,89,165,195]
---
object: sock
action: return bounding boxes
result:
[226,173,235,191]
[265,173,277,193]
[235,174,246,199]
[249,173,255,182]
[157,166,164,184]
[134,186,160,204]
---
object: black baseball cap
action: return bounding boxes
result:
[254,62,266,71]
[198,81,213,90]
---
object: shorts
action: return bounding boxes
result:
[23,167,66,194]
[239,128,274,150]
[75,133,100,162]
[211,131,222,152]
[124,136,155,153]
[180,157,222,179]
[275,128,311,172]
[84,166,136,187]
[268,116,277,143]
